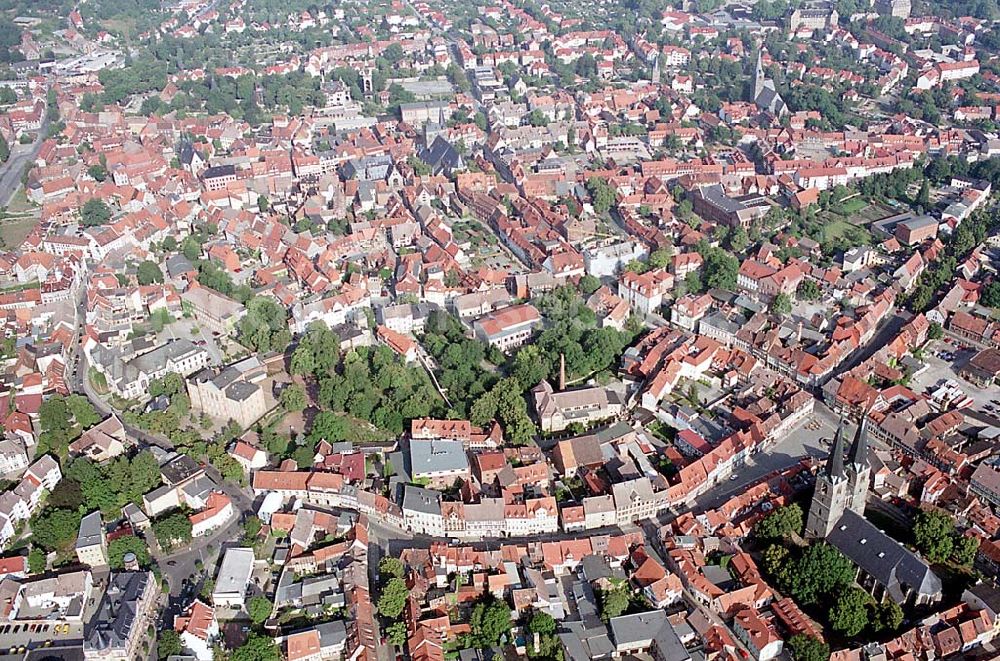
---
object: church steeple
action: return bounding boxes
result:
[847,416,869,469]
[752,50,766,101]
[825,416,847,480]
[846,415,871,517]
[805,416,854,539]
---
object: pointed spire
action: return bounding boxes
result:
[848,416,869,469]
[826,416,847,480]
[752,49,766,102]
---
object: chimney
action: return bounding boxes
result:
[559,353,566,391]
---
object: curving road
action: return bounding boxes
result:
[0,101,49,207]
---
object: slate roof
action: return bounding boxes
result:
[826,510,942,604]
[419,136,465,175]
[84,572,151,654]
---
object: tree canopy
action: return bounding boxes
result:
[378,577,409,618]
[81,198,112,227]
[469,596,513,647]
[152,512,193,551]
[753,504,803,542]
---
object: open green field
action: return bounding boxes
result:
[0,215,36,248]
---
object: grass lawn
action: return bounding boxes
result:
[838,196,867,215]
[0,215,37,248]
[821,216,872,244]
[6,188,33,214]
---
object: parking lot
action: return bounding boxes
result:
[159,317,225,365]
[695,399,841,510]
[910,338,995,409]
[0,620,82,654]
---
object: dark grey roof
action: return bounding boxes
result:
[826,418,847,480]
[225,380,259,402]
[165,254,195,277]
[76,511,103,550]
[848,418,869,469]
[202,164,235,179]
[84,572,151,654]
[419,136,465,175]
[609,610,689,659]
[160,453,203,486]
[401,485,442,516]
[827,510,942,604]
[408,439,469,476]
[695,184,745,214]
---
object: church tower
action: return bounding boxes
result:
[752,50,766,102]
[651,55,661,86]
[805,419,854,539]
[846,416,871,516]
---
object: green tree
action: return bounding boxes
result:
[378,577,409,618]
[599,584,630,622]
[157,630,183,660]
[753,503,803,541]
[39,397,70,433]
[243,516,262,544]
[237,298,291,354]
[586,177,616,214]
[787,634,830,661]
[729,227,749,253]
[829,588,871,637]
[511,345,550,390]
[137,260,164,285]
[701,248,739,290]
[88,163,108,181]
[770,292,792,315]
[797,279,821,301]
[379,557,405,581]
[916,179,930,209]
[258,195,269,213]
[913,509,955,564]
[526,109,547,127]
[289,344,316,376]
[67,394,100,429]
[579,274,602,295]
[785,543,854,605]
[528,611,557,636]
[648,248,673,269]
[27,547,45,574]
[927,321,944,340]
[762,543,790,578]
[683,272,703,295]
[874,599,903,633]
[0,134,9,163]
[153,512,193,551]
[952,534,980,566]
[182,236,202,261]
[280,384,307,412]
[231,633,280,661]
[247,595,273,624]
[308,411,350,445]
[470,596,513,646]
[385,620,407,648]
[291,443,315,470]
[30,508,82,551]
[108,535,151,569]
[81,198,112,226]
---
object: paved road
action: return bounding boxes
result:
[76,354,175,452]
[0,100,49,207]
[825,311,909,385]
[153,463,256,597]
